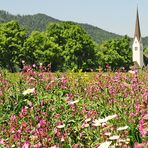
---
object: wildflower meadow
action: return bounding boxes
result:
[0,66,147,148]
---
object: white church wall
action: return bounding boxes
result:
[132,37,144,67]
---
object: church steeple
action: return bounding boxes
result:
[132,6,144,68]
[134,7,141,41]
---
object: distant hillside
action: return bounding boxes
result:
[0,10,148,45]
[0,10,59,32]
[0,10,121,43]
[80,23,121,43]
[143,37,148,48]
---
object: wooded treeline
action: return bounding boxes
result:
[0,20,133,72]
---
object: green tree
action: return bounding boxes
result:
[23,31,62,71]
[0,20,27,72]
[144,47,148,55]
[46,21,96,71]
[97,36,132,71]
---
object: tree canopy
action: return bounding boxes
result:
[23,31,62,71]
[0,20,27,72]
[96,36,132,71]
[0,20,133,72]
[46,22,96,71]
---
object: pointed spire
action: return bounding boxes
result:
[134,7,141,41]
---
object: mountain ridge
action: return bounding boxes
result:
[0,10,148,46]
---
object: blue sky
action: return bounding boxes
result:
[0,0,147,37]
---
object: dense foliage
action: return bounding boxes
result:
[45,22,96,71]
[97,36,132,71]
[23,31,61,71]
[22,22,96,71]
[144,47,148,55]
[0,20,133,72]
[0,20,27,72]
[0,68,147,147]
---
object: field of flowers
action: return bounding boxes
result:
[0,66,147,148]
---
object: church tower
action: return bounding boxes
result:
[132,7,144,68]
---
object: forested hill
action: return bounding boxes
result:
[143,37,148,47]
[0,10,120,43]
[0,10,59,32]
[0,10,148,45]
[80,23,120,43]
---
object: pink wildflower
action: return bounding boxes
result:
[22,141,30,148]
[134,142,143,148]
[37,119,47,128]
[10,115,17,122]
[34,143,42,148]
[60,135,65,142]
[0,139,5,144]
[72,144,79,148]
[138,119,147,137]
[143,92,148,102]
[19,106,28,118]
[54,114,60,119]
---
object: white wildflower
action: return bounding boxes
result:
[98,118,108,123]
[32,64,36,67]
[84,123,89,128]
[128,70,136,74]
[11,144,15,148]
[105,114,117,121]
[104,132,112,136]
[109,135,120,140]
[69,100,79,105]
[56,124,65,129]
[85,118,91,122]
[98,141,112,148]
[22,60,25,64]
[117,125,129,131]
[92,117,109,127]
[92,119,101,127]
[22,88,35,96]
[118,139,126,143]
[126,138,130,142]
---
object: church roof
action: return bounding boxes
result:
[134,8,141,41]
